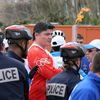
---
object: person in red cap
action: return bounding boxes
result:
[28,22,62,100]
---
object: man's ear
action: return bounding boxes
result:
[35,33,39,37]
[19,40,24,46]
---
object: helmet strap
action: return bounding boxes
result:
[72,59,82,71]
[11,40,28,58]
[63,58,81,71]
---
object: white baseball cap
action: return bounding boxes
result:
[84,39,100,50]
[51,36,66,47]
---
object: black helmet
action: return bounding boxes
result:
[5,25,32,40]
[0,32,4,43]
[60,42,85,59]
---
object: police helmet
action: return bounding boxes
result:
[0,32,4,43]
[5,25,32,40]
[52,30,66,38]
[60,42,85,59]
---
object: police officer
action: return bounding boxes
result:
[46,42,85,100]
[5,25,32,63]
[0,32,29,100]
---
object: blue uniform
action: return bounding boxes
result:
[6,50,25,63]
[69,72,100,100]
[81,56,90,74]
[79,69,87,80]
[46,68,80,100]
[0,52,29,100]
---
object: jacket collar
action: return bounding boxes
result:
[6,50,24,63]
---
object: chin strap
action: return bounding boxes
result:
[63,57,82,71]
[8,39,28,58]
[15,41,28,58]
[72,58,82,71]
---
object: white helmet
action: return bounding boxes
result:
[51,36,66,47]
[52,30,66,38]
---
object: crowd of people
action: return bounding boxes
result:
[0,21,100,100]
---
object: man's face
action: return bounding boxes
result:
[86,48,97,62]
[75,58,81,68]
[76,38,84,45]
[35,29,53,48]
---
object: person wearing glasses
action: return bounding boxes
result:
[84,39,100,70]
[76,34,90,74]
[76,34,84,45]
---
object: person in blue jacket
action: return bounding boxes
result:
[46,42,85,100]
[76,34,90,74]
[69,51,100,100]
[0,32,29,100]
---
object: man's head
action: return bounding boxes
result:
[84,39,100,62]
[76,34,84,45]
[51,35,66,51]
[92,51,100,73]
[5,25,32,58]
[33,22,55,48]
[60,42,85,70]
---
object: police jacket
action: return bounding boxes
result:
[0,52,29,100]
[46,68,80,100]
[6,50,25,63]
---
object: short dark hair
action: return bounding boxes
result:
[33,22,55,40]
[92,51,100,73]
[77,34,84,39]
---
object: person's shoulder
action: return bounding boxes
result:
[8,57,24,67]
[69,85,96,100]
[1,54,27,76]
[73,77,95,92]
[28,44,43,54]
[69,76,99,100]
[48,71,65,83]
[5,56,24,68]
[11,57,28,74]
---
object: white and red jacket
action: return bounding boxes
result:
[28,43,62,100]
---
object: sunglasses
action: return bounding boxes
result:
[87,49,98,53]
[87,49,93,53]
[77,41,83,44]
